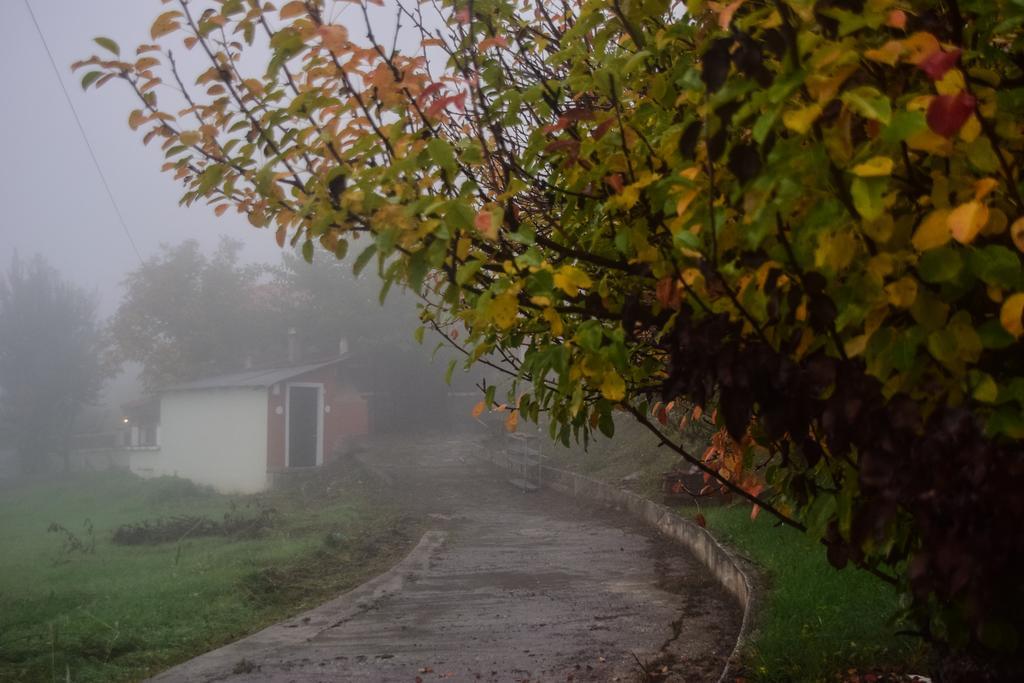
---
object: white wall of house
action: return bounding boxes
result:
[158,388,269,494]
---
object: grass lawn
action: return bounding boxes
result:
[698,505,928,681]
[0,465,419,682]
[547,418,930,681]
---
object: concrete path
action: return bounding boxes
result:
[152,435,741,682]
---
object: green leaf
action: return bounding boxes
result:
[196,164,225,195]
[94,36,120,55]
[80,71,103,90]
[301,239,314,263]
[427,138,458,177]
[406,253,429,292]
[352,243,377,276]
[575,320,603,351]
[445,202,476,232]
[597,404,615,437]
[850,177,886,220]
[978,319,1016,349]
[965,137,1001,174]
[333,238,348,260]
[841,87,892,125]
[966,245,1022,289]
[918,247,963,283]
[968,370,999,403]
[881,111,927,144]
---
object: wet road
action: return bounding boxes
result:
[151,435,741,682]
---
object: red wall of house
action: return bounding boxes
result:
[266,363,369,472]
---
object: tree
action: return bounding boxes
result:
[0,255,109,472]
[113,239,467,430]
[268,250,419,358]
[111,237,270,389]
[78,0,1024,672]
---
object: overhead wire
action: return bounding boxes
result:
[21,0,145,265]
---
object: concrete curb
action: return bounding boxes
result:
[476,449,756,683]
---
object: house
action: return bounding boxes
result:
[123,356,368,493]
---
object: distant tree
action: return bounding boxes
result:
[0,255,109,472]
[110,238,270,389]
[267,251,415,358]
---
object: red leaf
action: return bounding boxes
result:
[655,276,681,310]
[886,9,907,29]
[591,118,615,140]
[416,82,445,107]
[918,48,961,81]
[926,92,976,138]
[694,513,707,528]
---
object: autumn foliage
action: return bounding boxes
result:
[76,0,1024,672]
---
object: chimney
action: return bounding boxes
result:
[287,327,299,363]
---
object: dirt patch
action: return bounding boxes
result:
[112,505,275,545]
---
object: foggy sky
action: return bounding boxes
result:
[0,1,285,314]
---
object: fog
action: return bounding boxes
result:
[1,1,276,312]
[0,2,742,681]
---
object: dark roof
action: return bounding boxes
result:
[162,357,346,392]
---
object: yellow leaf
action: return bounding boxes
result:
[912,209,952,251]
[600,371,626,402]
[974,178,999,201]
[814,231,858,272]
[844,334,868,358]
[471,401,486,418]
[553,265,593,295]
[934,68,966,96]
[959,115,981,143]
[279,1,308,19]
[128,109,146,131]
[948,201,989,244]
[906,129,953,156]
[901,32,941,64]
[542,307,564,337]
[490,292,518,330]
[178,131,200,146]
[675,188,700,218]
[504,410,519,433]
[806,65,858,105]
[884,275,918,308]
[864,40,903,66]
[317,25,348,54]
[243,78,264,95]
[782,103,822,135]
[150,10,182,40]
[851,156,894,177]
[606,171,658,211]
[1011,217,1024,253]
[1001,293,1024,339]
[972,373,999,403]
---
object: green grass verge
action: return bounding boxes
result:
[549,418,929,681]
[0,466,418,682]
[698,505,927,681]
